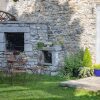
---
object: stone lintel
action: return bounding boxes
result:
[0,21,47,25]
[0,27,30,32]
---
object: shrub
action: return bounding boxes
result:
[64,49,84,77]
[78,67,94,78]
[93,64,100,69]
[74,49,84,68]
[63,48,93,78]
[83,48,92,67]
[64,54,74,77]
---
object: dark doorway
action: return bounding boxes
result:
[5,33,24,51]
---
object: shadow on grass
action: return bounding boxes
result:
[0,89,29,94]
[16,98,66,100]
[0,73,100,100]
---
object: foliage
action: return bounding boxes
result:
[64,54,75,77]
[63,48,93,78]
[37,42,45,49]
[83,48,92,67]
[78,67,94,78]
[64,49,84,77]
[13,0,19,2]
[74,49,84,68]
[93,64,100,70]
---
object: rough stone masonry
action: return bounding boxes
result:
[0,0,100,74]
[6,0,97,61]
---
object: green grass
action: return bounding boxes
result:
[0,73,100,100]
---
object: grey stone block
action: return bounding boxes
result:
[24,43,33,51]
[0,27,30,32]
[0,33,4,42]
[0,43,5,51]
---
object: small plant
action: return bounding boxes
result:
[37,42,45,49]
[13,0,19,2]
[83,48,92,67]
[64,49,84,77]
[78,67,94,78]
[93,64,100,70]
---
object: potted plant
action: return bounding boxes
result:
[93,64,100,76]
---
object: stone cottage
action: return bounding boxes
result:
[0,0,100,75]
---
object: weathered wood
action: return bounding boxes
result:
[0,11,16,22]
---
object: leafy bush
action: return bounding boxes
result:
[63,48,93,78]
[83,48,92,67]
[64,49,84,77]
[64,55,74,77]
[78,67,94,78]
[93,64,100,69]
[74,49,84,68]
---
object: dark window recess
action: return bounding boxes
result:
[43,51,52,64]
[5,33,24,51]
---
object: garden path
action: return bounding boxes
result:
[60,76,100,92]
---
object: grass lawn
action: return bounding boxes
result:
[0,73,100,100]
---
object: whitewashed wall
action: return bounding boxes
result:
[96,5,100,64]
[0,0,8,11]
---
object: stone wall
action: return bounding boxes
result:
[0,22,48,66]
[0,0,98,63]
[0,21,65,75]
